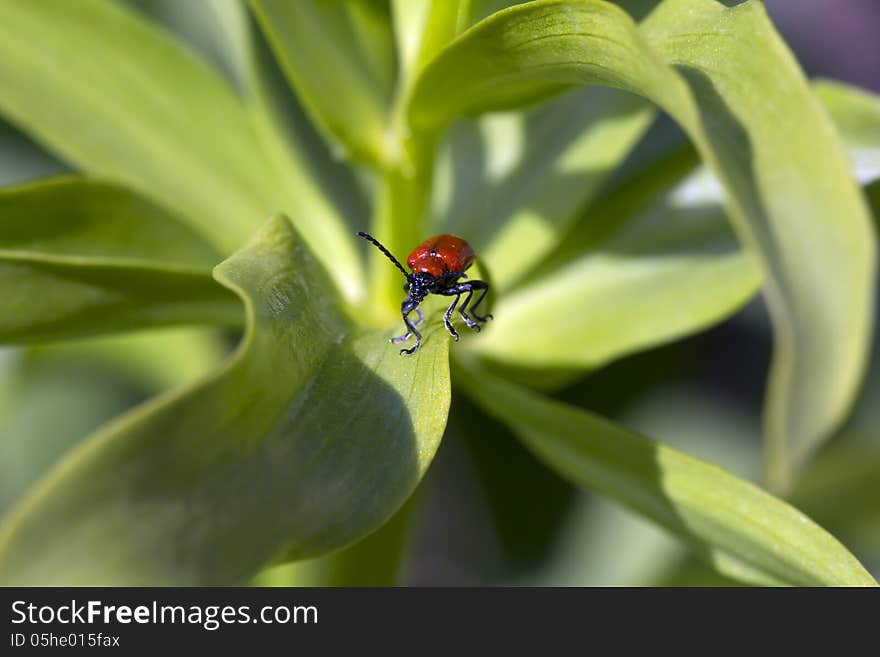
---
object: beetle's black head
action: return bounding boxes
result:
[405,271,435,304]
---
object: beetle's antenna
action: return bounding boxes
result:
[357,231,409,278]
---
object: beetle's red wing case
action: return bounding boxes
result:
[406,234,475,276]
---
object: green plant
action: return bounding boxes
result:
[0,0,878,586]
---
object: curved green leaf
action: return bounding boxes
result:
[409,0,681,125]
[431,86,654,289]
[0,216,450,585]
[0,0,363,303]
[251,0,393,165]
[638,1,877,492]
[455,359,877,586]
[469,150,760,367]
[410,0,876,490]
[0,178,240,343]
[462,77,879,372]
[473,228,757,368]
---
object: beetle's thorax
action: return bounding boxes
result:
[405,272,435,303]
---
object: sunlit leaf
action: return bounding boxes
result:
[455,359,877,586]
[0,0,264,249]
[392,0,473,84]
[431,87,654,288]
[0,216,450,585]
[251,0,393,164]
[467,78,878,371]
[642,1,877,491]
[469,151,760,367]
[471,87,874,373]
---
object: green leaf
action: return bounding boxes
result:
[27,327,230,393]
[469,150,760,368]
[409,1,676,126]
[431,86,654,289]
[124,0,253,95]
[464,77,878,371]
[410,0,876,491]
[0,178,240,343]
[651,555,745,587]
[791,443,880,557]
[0,216,450,585]
[253,493,421,586]
[0,353,138,516]
[0,326,226,515]
[814,79,880,185]
[0,0,263,250]
[454,359,877,586]
[190,0,257,94]
[0,119,68,187]
[644,1,877,492]
[471,0,528,23]
[0,0,363,304]
[234,0,371,307]
[392,0,473,84]
[478,101,870,372]
[304,493,420,586]
[250,0,393,165]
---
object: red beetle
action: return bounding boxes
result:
[358,232,492,355]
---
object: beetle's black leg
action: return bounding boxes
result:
[392,298,422,355]
[457,288,480,331]
[443,295,461,342]
[440,281,492,329]
[392,305,425,342]
[468,281,493,323]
